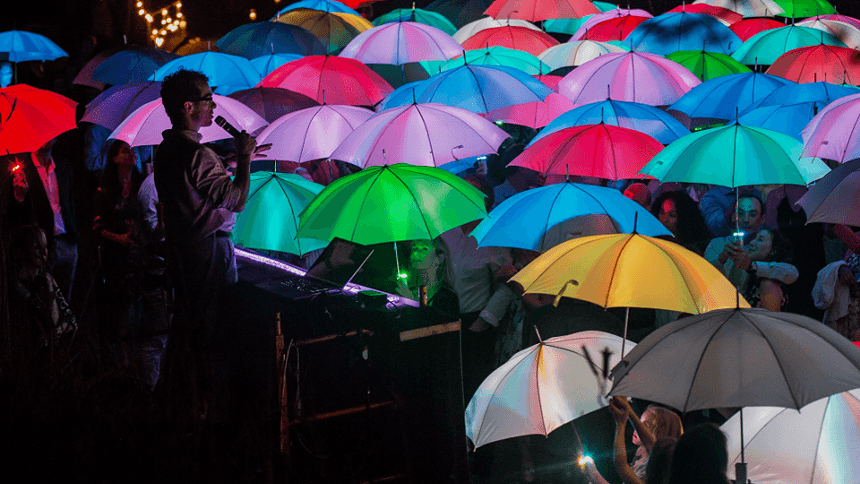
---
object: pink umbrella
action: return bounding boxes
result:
[255,104,374,162]
[729,18,786,42]
[330,102,510,168]
[484,0,599,22]
[508,123,663,180]
[339,22,463,65]
[559,51,701,107]
[259,55,394,106]
[227,87,319,123]
[484,92,575,129]
[570,8,653,41]
[535,73,564,91]
[766,44,860,85]
[802,92,860,162]
[461,26,560,57]
[108,95,268,147]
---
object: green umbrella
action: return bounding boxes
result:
[430,46,552,75]
[232,172,328,256]
[667,50,752,81]
[772,0,835,18]
[373,7,458,36]
[639,121,830,188]
[544,15,595,35]
[731,25,846,66]
[297,164,488,245]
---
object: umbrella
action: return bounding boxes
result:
[484,92,574,129]
[509,123,664,180]
[226,87,319,123]
[339,22,462,65]
[438,46,551,75]
[817,13,860,31]
[216,21,327,59]
[796,17,860,50]
[373,8,457,35]
[91,48,179,86]
[722,389,860,484]
[797,159,860,226]
[470,181,671,252]
[273,0,361,16]
[801,92,860,162]
[249,53,304,79]
[756,79,859,108]
[539,40,628,70]
[625,12,742,56]
[558,51,701,107]
[543,16,595,35]
[535,73,564,91]
[731,25,846,66]
[72,47,121,91]
[532,98,691,145]
[0,30,67,62]
[667,4,743,26]
[765,44,860,85]
[639,121,830,188]
[150,52,262,95]
[483,0,600,22]
[232,172,328,256]
[666,50,752,82]
[108,95,268,148]
[510,232,748,315]
[452,17,542,43]
[259,55,394,106]
[296,164,488,244]
[254,104,373,162]
[729,18,786,42]
[0,84,77,154]
[274,8,365,54]
[461,26,560,57]
[81,81,163,130]
[466,331,635,448]
[571,15,650,42]
[570,8,653,41]
[329,102,509,168]
[737,103,824,140]
[692,0,783,17]
[772,0,835,18]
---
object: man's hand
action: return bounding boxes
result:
[729,243,752,271]
[235,132,257,159]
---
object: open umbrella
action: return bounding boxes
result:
[772,0,835,18]
[151,52,261,95]
[274,8,367,54]
[461,25,560,57]
[296,164,488,244]
[0,84,77,154]
[91,48,179,86]
[801,92,860,162]
[72,47,121,91]
[374,7,457,35]
[797,159,860,226]
[797,17,860,50]
[817,13,860,31]
[273,0,361,16]
[543,16,595,35]
[453,17,542,43]
[729,18,786,42]
[81,81,163,130]
[483,0,599,22]
[330,102,509,168]
[0,30,67,62]
[667,4,743,26]
[625,12,742,56]
[570,8,653,40]
[216,22,327,59]
[249,53,304,78]
[766,44,860,85]
[539,40,628,69]
[737,103,822,139]
[484,92,574,128]
[692,0,784,17]
[226,87,319,123]
[441,46,551,74]
[666,50,752,82]
[572,14,650,42]
[339,22,462,65]
[731,25,846,66]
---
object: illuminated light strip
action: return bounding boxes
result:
[136,0,186,47]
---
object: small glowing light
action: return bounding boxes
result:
[161,8,168,15]
[136,1,143,6]
[145,14,153,22]
[155,37,164,47]
[165,17,172,23]
[494,120,504,126]
[176,2,181,8]
[176,12,182,17]
[138,8,145,15]
[179,20,186,28]
[398,273,408,279]
[11,164,21,172]
[160,29,167,35]
[161,19,166,24]
[249,8,257,20]
[577,456,593,466]
[152,29,159,35]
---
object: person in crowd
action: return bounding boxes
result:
[651,190,711,255]
[0,62,12,87]
[644,438,676,484]
[623,182,652,210]
[668,423,729,484]
[699,186,761,238]
[741,227,795,311]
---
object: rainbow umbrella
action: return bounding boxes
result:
[461,25,559,57]
[274,8,365,54]
[226,87,319,123]
[151,52,261,95]
[625,12,742,56]
[0,84,76,154]
[801,92,860,162]
[483,0,599,22]
[373,7,457,35]
[339,22,462,65]
[766,44,860,85]
[215,22,326,59]
[666,50,752,81]
[731,25,846,66]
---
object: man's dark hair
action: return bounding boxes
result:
[731,192,765,216]
[160,69,209,126]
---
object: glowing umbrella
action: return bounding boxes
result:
[765,44,860,85]
[571,14,649,42]
[570,8,653,40]
[731,25,846,66]
[226,87,319,123]
[215,22,326,59]
[801,92,860,162]
[483,0,599,22]
[625,11,742,56]
[91,48,178,86]
[539,40,628,69]
[666,50,752,81]
[273,0,361,16]
[729,18,786,42]
[81,81,163,130]
[667,4,743,25]
[151,52,261,95]
[0,84,77,154]
[438,46,551,75]
[249,53,303,79]
[339,22,462,64]
[0,30,67,62]
[484,92,574,128]
[274,8,365,54]
[373,7,457,35]
[772,0,835,18]
[453,17,542,43]
[461,25,560,57]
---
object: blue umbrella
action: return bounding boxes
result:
[273,0,361,17]
[626,12,742,56]
[737,104,821,140]
[81,81,163,130]
[755,81,860,108]
[151,52,261,95]
[377,64,553,114]
[471,181,671,252]
[731,25,846,66]
[92,48,178,85]
[250,53,304,78]
[0,30,67,62]
[530,99,691,145]
[216,22,326,59]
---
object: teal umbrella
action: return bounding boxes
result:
[544,15,595,34]
[432,46,552,74]
[373,8,458,36]
[731,25,846,66]
[593,1,619,12]
[232,172,328,256]
[297,164,487,245]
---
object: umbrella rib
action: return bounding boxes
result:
[474,345,543,441]
[681,310,734,412]
[739,311,802,409]
[572,184,622,233]
[464,65,491,113]
[298,106,323,161]
[520,236,608,295]
[539,185,566,252]
[602,234,635,307]
[808,395,832,484]
[534,344,548,435]
[349,169,384,241]
[386,167,437,239]
[413,104,438,166]
[650,240,704,312]
[276,177,303,241]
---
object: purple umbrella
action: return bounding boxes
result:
[81,81,163,130]
[339,21,463,65]
[330,102,510,168]
[559,51,701,106]
[227,87,319,123]
[92,48,179,85]
[255,104,374,162]
[802,92,860,162]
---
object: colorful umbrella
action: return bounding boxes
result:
[452,17,542,43]
[438,46,550,74]
[729,18,786,42]
[91,48,178,86]
[483,0,599,22]
[539,40,628,69]
[0,84,77,154]
[273,0,361,16]
[108,95,268,148]
[667,4,743,25]
[151,52,262,95]
[471,181,671,252]
[509,123,664,180]
[226,87,319,123]
[772,0,835,18]
[339,22,462,65]
[691,0,784,17]
[817,14,860,31]
[461,25,560,57]
[296,164,488,244]
[72,47,121,91]
[484,92,574,128]
[571,14,650,42]
[797,17,860,49]
[543,16,595,35]
[625,12,742,56]
[731,25,846,66]
[249,53,304,78]
[801,92,860,162]
[216,22,327,59]
[639,121,830,187]
[666,50,752,81]
[232,172,328,256]
[756,80,860,108]
[737,103,823,139]
[569,8,653,40]
[330,102,509,168]
[81,81,163,130]
[797,159,860,226]
[259,55,394,106]
[535,73,564,90]
[766,44,860,85]
[373,7,457,35]
[0,30,67,62]
[255,104,373,162]
[273,8,365,54]
[559,51,701,107]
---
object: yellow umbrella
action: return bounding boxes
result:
[274,9,370,53]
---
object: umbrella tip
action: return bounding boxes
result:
[534,326,543,343]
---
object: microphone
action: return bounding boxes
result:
[214,115,242,137]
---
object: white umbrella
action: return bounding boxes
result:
[452,17,542,44]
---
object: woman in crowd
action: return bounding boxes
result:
[742,227,794,312]
[651,190,712,255]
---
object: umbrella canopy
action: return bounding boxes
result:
[801,92,860,162]
[692,0,784,17]
[509,123,664,180]
[226,87,319,123]
[452,17,542,43]
[729,18,786,42]
[273,0,361,16]
[533,98,691,145]
[722,389,860,484]
[626,12,742,56]
[250,53,304,78]
[510,232,748,314]
[766,44,860,85]
[471,181,671,252]
[72,47,120,91]
[543,16,595,35]
[570,8,653,40]
[609,308,860,411]
[0,30,67,62]
[772,0,835,18]
[666,50,752,82]
[151,52,262,95]
[797,159,860,226]
[640,122,830,187]
[466,331,635,448]
[0,84,77,154]
[216,22,327,59]
[81,81,163,130]
[339,21,462,65]
[373,8,457,35]
[737,103,823,139]
[461,25,560,57]
[483,0,599,22]
[572,15,649,42]
[484,92,574,128]
[91,48,178,86]
[796,17,860,50]
[817,14,860,31]
[274,8,365,54]
[108,95,268,147]
[296,164,488,244]
[667,4,743,26]
[558,51,702,107]
[330,102,509,168]
[539,40,628,69]
[731,25,846,66]
[232,172,328,256]
[259,55,394,106]
[439,46,551,75]
[255,104,373,162]
[755,79,859,108]
[535,73,564,90]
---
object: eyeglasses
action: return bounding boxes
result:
[190,94,215,104]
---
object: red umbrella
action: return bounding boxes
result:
[0,84,77,155]
[258,55,394,106]
[572,15,649,42]
[766,44,860,85]
[484,0,599,22]
[227,87,319,123]
[485,92,575,128]
[461,26,559,57]
[508,123,663,180]
[667,4,742,26]
[729,18,785,42]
